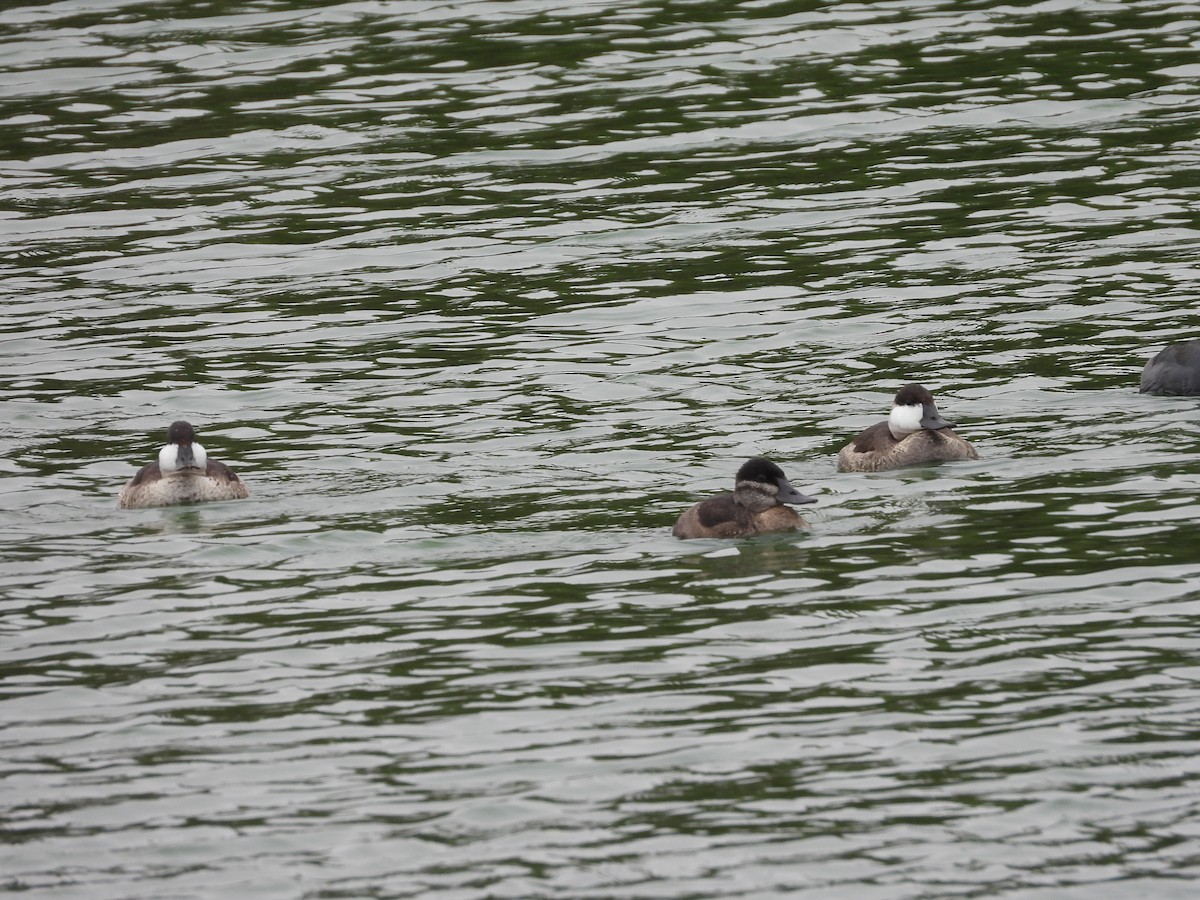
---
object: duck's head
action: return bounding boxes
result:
[888,384,952,439]
[158,420,208,472]
[734,457,816,511]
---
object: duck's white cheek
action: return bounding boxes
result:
[192,442,208,469]
[158,444,178,472]
[889,404,924,433]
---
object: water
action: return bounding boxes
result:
[3,0,1200,896]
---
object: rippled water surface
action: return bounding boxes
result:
[4,0,1200,896]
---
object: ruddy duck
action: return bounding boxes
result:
[673,457,816,539]
[837,384,979,473]
[118,420,250,509]
[1140,340,1200,395]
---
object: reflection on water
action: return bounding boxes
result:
[3,0,1200,897]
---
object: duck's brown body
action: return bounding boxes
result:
[672,495,806,539]
[118,460,249,509]
[837,425,978,473]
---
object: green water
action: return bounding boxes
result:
[3,1,1200,897]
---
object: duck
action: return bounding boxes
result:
[118,420,250,509]
[673,457,816,539]
[837,384,979,473]
[1140,340,1200,395]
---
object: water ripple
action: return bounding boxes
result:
[4,0,1200,897]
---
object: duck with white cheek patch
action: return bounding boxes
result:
[118,420,250,509]
[837,384,979,473]
[673,457,816,539]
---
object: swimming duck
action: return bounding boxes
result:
[118,420,249,509]
[1140,340,1200,395]
[673,457,815,539]
[837,384,979,473]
